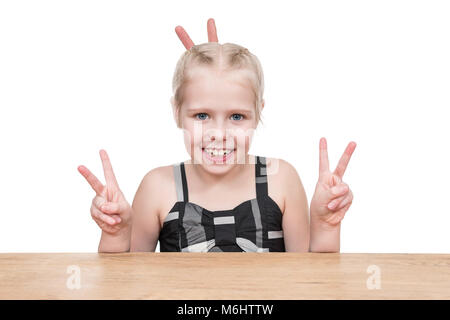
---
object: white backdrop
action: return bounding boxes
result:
[0,0,448,253]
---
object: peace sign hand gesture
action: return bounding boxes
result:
[310,138,357,227]
[78,150,132,235]
[175,18,218,50]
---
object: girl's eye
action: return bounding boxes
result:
[194,113,245,121]
[231,114,244,121]
[195,113,208,120]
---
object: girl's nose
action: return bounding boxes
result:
[204,124,233,146]
[208,129,227,143]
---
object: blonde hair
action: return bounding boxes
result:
[171,42,265,128]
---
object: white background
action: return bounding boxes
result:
[0,0,449,253]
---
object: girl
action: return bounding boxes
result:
[77,19,356,253]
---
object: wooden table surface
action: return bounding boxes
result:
[0,253,449,299]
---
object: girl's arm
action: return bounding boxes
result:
[277,159,310,252]
[129,168,164,252]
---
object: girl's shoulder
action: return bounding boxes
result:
[265,156,302,179]
[141,163,174,192]
[262,156,305,214]
[140,164,179,227]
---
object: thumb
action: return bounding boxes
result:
[101,201,129,214]
[327,183,349,200]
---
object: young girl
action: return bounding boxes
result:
[77,19,356,253]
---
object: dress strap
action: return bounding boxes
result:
[255,155,268,198]
[173,162,189,202]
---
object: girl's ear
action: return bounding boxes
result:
[170,96,180,128]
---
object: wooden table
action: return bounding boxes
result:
[0,253,449,299]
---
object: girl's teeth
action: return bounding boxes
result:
[204,149,233,157]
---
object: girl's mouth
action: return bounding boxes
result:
[202,147,235,163]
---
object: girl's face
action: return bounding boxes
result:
[177,66,260,175]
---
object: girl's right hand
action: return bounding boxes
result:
[78,149,132,235]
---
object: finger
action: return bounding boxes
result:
[327,193,346,210]
[334,192,353,211]
[101,224,121,234]
[101,202,125,215]
[100,209,122,224]
[92,208,117,225]
[101,212,122,223]
[328,190,352,211]
[175,25,194,50]
[335,201,352,221]
[93,195,106,210]
[207,18,218,42]
[326,183,349,205]
[319,137,329,176]
[330,174,341,187]
[327,202,352,225]
[95,218,121,234]
[78,165,104,195]
[333,141,357,179]
[99,149,120,190]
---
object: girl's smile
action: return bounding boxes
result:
[202,146,236,164]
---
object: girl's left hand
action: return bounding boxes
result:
[310,138,357,227]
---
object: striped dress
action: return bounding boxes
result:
[158,155,285,252]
